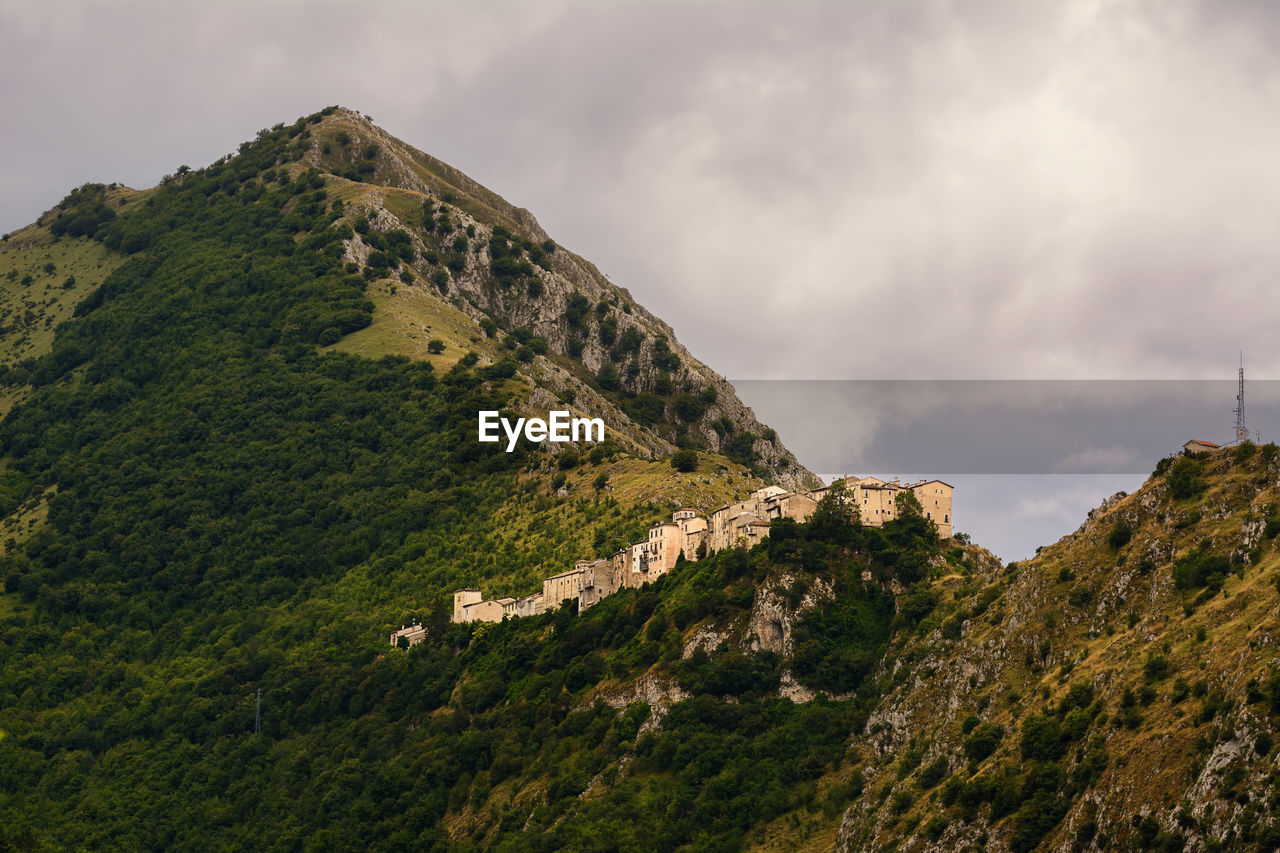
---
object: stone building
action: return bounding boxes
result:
[642,522,682,577]
[761,492,818,526]
[542,565,585,610]
[511,593,544,618]
[458,598,504,623]
[911,479,954,538]
[810,476,954,538]
[390,624,426,648]
[452,588,483,623]
[578,559,618,612]
[673,508,708,560]
[709,486,803,551]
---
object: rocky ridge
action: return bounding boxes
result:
[297,108,814,489]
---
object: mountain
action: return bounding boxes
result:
[294,107,810,487]
[2,105,1276,853]
[0,105,821,849]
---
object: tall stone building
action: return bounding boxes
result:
[811,476,953,538]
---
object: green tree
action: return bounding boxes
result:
[596,362,620,391]
[670,449,698,472]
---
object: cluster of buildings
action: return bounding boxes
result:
[390,475,952,646]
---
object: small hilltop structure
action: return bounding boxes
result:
[1185,353,1260,453]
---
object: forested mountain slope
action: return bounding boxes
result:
[0,107,804,848]
[3,106,1276,853]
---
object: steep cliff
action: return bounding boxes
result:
[292,107,814,488]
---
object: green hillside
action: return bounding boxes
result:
[0,108,790,849]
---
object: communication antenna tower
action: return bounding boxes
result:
[1234,353,1248,443]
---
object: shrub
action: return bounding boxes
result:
[564,294,590,330]
[557,449,579,470]
[898,587,937,625]
[1172,549,1229,592]
[1108,519,1133,549]
[652,337,680,372]
[922,815,949,840]
[318,327,340,346]
[670,449,698,473]
[1020,713,1064,761]
[426,339,445,354]
[963,722,1004,764]
[1067,587,1093,608]
[1167,457,1207,500]
[596,362,620,392]
[1143,653,1171,681]
[1058,682,1095,715]
[917,757,948,789]
[482,359,517,380]
[674,394,709,423]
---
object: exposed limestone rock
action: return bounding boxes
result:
[313,108,813,489]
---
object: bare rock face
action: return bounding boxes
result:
[306,109,815,490]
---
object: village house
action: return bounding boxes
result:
[643,521,682,577]
[389,624,427,648]
[543,565,585,611]
[459,598,504,623]
[452,588,482,622]
[511,593,543,618]
[673,508,709,560]
[709,486,800,551]
[577,559,618,612]
[809,476,953,538]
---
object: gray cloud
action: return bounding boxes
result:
[3,0,1277,556]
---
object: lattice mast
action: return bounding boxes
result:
[1234,353,1248,443]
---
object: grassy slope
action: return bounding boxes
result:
[324,277,497,368]
[823,448,1280,851]
[0,224,129,416]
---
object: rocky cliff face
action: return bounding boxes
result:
[826,447,1280,852]
[295,108,814,489]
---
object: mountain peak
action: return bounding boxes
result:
[271,106,815,488]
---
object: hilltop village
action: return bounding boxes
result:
[390,475,953,646]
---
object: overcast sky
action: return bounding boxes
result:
[3,0,1276,558]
